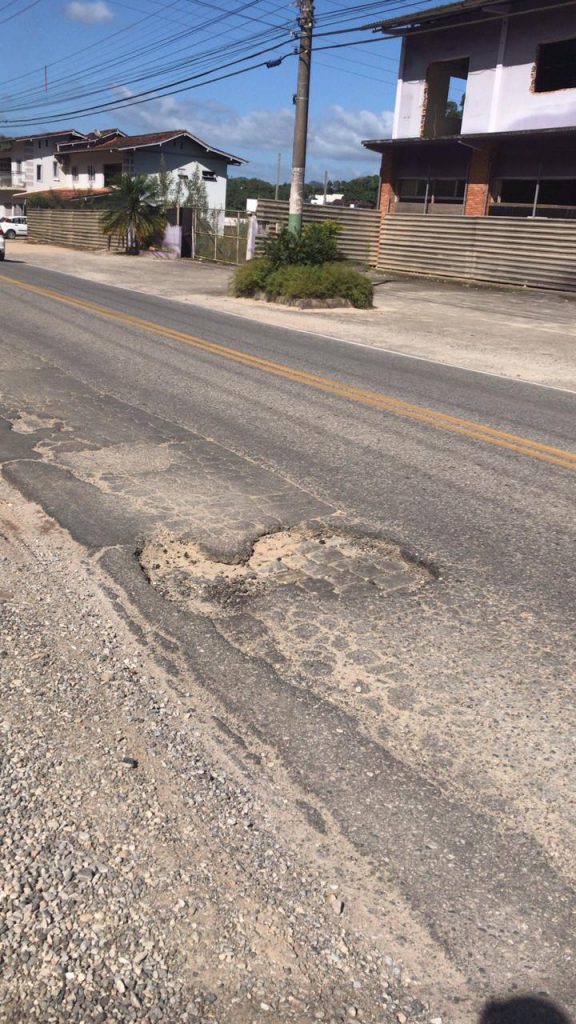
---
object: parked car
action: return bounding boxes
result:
[0,233,5,260]
[0,215,27,238]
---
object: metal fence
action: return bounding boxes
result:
[182,208,250,265]
[255,198,380,264]
[378,214,576,291]
[27,209,123,251]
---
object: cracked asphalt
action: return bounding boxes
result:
[0,260,574,1024]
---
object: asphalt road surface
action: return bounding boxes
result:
[0,261,574,1024]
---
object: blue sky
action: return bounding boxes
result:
[0,1,408,181]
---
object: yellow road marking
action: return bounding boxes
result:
[2,274,575,472]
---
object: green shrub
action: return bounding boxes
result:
[264,221,341,267]
[231,257,272,297]
[265,262,373,309]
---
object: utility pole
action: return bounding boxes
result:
[274,152,281,201]
[288,0,313,235]
[322,169,328,204]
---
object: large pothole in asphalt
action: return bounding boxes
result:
[139,523,434,614]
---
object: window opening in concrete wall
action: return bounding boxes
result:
[433,179,466,202]
[492,178,576,218]
[538,179,576,205]
[423,58,469,138]
[397,178,428,201]
[500,179,537,204]
[535,37,576,92]
[397,178,466,212]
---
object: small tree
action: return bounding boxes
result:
[101,174,167,254]
[156,155,173,214]
[184,166,209,215]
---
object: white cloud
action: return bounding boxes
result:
[110,91,392,179]
[65,1,113,23]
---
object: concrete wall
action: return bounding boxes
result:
[393,4,576,139]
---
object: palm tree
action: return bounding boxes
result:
[101,174,167,254]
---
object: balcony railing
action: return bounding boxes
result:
[0,175,26,189]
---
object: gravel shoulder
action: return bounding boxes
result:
[6,241,576,391]
[0,478,432,1024]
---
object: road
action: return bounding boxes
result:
[0,261,574,1024]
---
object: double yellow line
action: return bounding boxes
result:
[2,274,575,472]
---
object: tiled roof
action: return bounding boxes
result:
[66,129,246,164]
[12,129,85,142]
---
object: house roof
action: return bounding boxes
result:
[362,124,576,152]
[12,128,85,142]
[58,129,246,165]
[376,0,575,34]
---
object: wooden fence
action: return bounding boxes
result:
[378,214,576,292]
[27,210,123,252]
[255,199,380,264]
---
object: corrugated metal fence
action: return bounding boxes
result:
[256,199,380,264]
[378,215,576,292]
[28,210,123,252]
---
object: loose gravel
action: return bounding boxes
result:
[0,483,434,1024]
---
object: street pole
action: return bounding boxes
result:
[288,0,313,235]
[322,169,328,204]
[275,152,281,201]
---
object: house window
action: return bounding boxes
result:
[88,164,96,181]
[397,178,466,206]
[397,178,428,201]
[538,179,576,206]
[103,162,122,186]
[53,161,59,180]
[433,178,466,202]
[535,38,576,92]
[423,58,469,138]
[72,166,79,181]
[45,139,49,147]
[202,170,217,182]
[38,140,42,149]
[36,163,42,182]
[499,179,537,204]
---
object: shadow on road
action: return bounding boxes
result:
[479,996,573,1024]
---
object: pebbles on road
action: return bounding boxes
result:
[0,483,431,1024]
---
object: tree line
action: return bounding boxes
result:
[226,175,380,211]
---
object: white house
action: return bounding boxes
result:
[363,0,576,219]
[0,128,246,217]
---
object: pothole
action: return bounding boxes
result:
[10,411,70,435]
[139,524,434,613]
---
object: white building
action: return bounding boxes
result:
[0,128,246,217]
[363,0,576,219]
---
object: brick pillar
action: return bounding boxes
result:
[379,149,397,218]
[464,144,495,216]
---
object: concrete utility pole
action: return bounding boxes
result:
[274,152,282,201]
[288,0,314,235]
